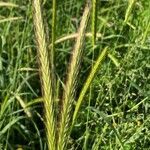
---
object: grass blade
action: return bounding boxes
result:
[51,0,56,64]
[0,116,24,137]
[124,0,136,23]
[108,53,120,68]
[72,47,108,127]
[0,2,18,7]
[92,0,97,47]
[0,17,22,23]
[49,32,102,47]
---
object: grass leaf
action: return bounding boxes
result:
[92,0,97,47]
[0,2,18,7]
[72,47,108,127]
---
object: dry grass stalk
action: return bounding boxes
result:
[49,32,102,47]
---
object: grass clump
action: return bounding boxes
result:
[0,0,150,149]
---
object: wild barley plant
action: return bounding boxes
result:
[57,2,91,150]
[32,0,107,149]
[32,0,56,149]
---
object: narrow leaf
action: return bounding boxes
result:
[92,0,97,47]
[124,0,136,23]
[0,2,18,7]
[72,47,108,127]
[108,53,120,67]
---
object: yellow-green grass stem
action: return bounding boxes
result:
[51,0,56,68]
[92,0,97,47]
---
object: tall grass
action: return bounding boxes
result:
[0,0,150,149]
[32,0,56,149]
[57,2,91,149]
[32,0,108,149]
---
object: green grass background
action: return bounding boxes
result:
[0,0,150,149]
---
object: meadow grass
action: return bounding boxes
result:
[0,0,150,150]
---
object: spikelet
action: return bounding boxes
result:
[57,2,91,150]
[32,0,56,149]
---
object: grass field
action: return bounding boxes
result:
[0,0,150,149]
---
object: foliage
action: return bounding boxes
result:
[0,0,149,149]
